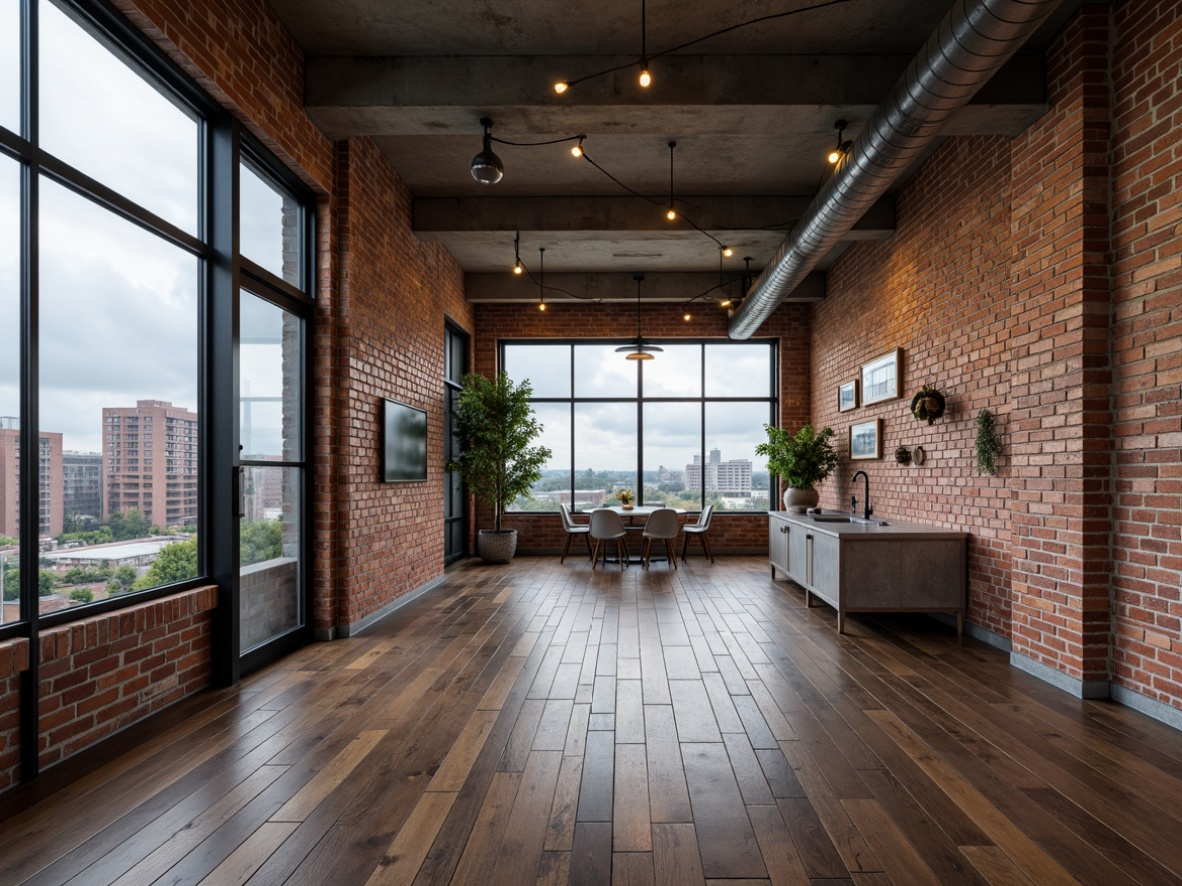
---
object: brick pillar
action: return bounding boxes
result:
[1008,8,1113,694]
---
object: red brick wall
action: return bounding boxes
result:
[0,639,29,791]
[37,588,216,769]
[333,138,473,629]
[813,135,1016,638]
[472,300,810,552]
[1108,0,1182,709]
[1008,9,1113,686]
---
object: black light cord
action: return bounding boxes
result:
[490,133,586,147]
[556,0,854,92]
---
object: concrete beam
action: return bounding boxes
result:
[465,271,825,304]
[306,54,1045,139]
[414,195,895,237]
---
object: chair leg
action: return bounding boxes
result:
[702,534,713,563]
[561,533,573,564]
[680,532,690,562]
[584,533,594,561]
[619,536,629,569]
[591,538,601,570]
[666,538,677,569]
[642,538,652,569]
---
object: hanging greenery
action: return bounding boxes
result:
[976,409,1003,476]
[910,385,947,425]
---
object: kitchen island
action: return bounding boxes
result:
[768,510,967,634]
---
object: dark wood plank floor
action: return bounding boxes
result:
[2,555,1182,885]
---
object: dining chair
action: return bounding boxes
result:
[640,507,679,570]
[559,503,593,564]
[589,508,629,570]
[680,503,714,563]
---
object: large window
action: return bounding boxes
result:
[0,0,312,663]
[503,340,777,513]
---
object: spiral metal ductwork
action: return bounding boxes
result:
[727,0,1064,339]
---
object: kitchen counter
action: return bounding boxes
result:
[768,510,967,633]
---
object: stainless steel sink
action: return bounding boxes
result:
[810,514,852,523]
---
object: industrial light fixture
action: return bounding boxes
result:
[537,247,547,312]
[471,117,504,185]
[828,119,852,165]
[512,231,523,274]
[665,141,677,220]
[639,0,652,88]
[617,275,663,361]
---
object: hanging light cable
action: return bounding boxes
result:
[639,0,652,88]
[616,275,663,361]
[512,231,523,274]
[537,247,547,312]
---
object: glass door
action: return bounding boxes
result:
[238,289,306,655]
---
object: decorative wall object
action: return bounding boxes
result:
[849,418,882,460]
[861,348,902,405]
[894,445,912,465]
[838,379,859,412]
[912,445,926,465]
[976,409,1002,476]
[910,384,946,424]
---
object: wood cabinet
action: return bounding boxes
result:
[768,511,966,634]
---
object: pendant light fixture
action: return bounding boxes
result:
[471,117,504,185]
[537,247,547,312]
[512,230,523,274]
[665,141,677,220]
[827,119,852,165]
[616,275,663,361]
[639,0,652,88]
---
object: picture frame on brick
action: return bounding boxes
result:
[861,348,901,405]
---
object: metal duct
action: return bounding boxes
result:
[727,0,1064,339]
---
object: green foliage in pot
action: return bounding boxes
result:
[976,408,1002,476]
[446,371,553,532]
[755,423,838,490]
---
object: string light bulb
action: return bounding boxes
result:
[683,308,692,322]
[828,119,851,165]
[554,81,569,94]
[537,247,547,312]
[514,260,523,275]
[665,141,677,221]
[639,65,652,88]
[571,136,585,158]
[512,231,523,274]
[722,246,733,257]
[666,208,677,221]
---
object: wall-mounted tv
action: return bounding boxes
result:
[382,398,428,482]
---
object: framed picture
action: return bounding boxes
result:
[861,348,901,405]
[849,418,882,460]
[837,379,859,412]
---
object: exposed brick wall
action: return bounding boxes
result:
[1108,0,1182,709]
[0,639,30,791]
[813,135,1016,638]
[472,300,810,552]
[37,588,216,769]
[1008,9,1113,685]
[333,138,473,629]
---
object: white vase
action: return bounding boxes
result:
[782,487,819,513]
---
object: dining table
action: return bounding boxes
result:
[578,505,687,563]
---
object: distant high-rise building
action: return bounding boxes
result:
[103,400,198,529]
[0,418,64,538]
[685,449,753,497]
[63,451,103,523]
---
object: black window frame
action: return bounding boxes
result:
[499,337,779,515]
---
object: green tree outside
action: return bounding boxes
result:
[133,537,198,591]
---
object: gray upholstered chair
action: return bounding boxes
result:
[559,503,592,563]
[589,508,629,570]
[640,507,679,569]
[680,504,714,563]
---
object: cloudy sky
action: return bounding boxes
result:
[1,2,292,455]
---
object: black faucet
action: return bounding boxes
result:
[851,470,872,520]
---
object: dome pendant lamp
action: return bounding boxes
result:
[471,117,504,185]
[616,275,663,361]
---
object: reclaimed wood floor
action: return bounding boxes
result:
[2,555,1182,885]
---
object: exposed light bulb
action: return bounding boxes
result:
[538,301,547,312]
[683,310,692,322]
[722,246,733,257]
[720,297,732,308]
[828,148,841,165]
[554,81,569,94]
[571,138,584,158]
[639,67,652,88]
[666,208,676,221]
[513,260,523,275]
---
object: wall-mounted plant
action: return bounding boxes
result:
[976,408,1002,476]
[910,385,946,425]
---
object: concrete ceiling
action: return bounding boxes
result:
[272,0,1086,303]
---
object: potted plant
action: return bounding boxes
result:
[446,371,552,563]
[755,423,838,513]
[617,488,635,510]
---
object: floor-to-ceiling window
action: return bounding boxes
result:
[502,340,777,513]
[0,0,314,677]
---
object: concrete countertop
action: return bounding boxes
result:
[768,510,968,540]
